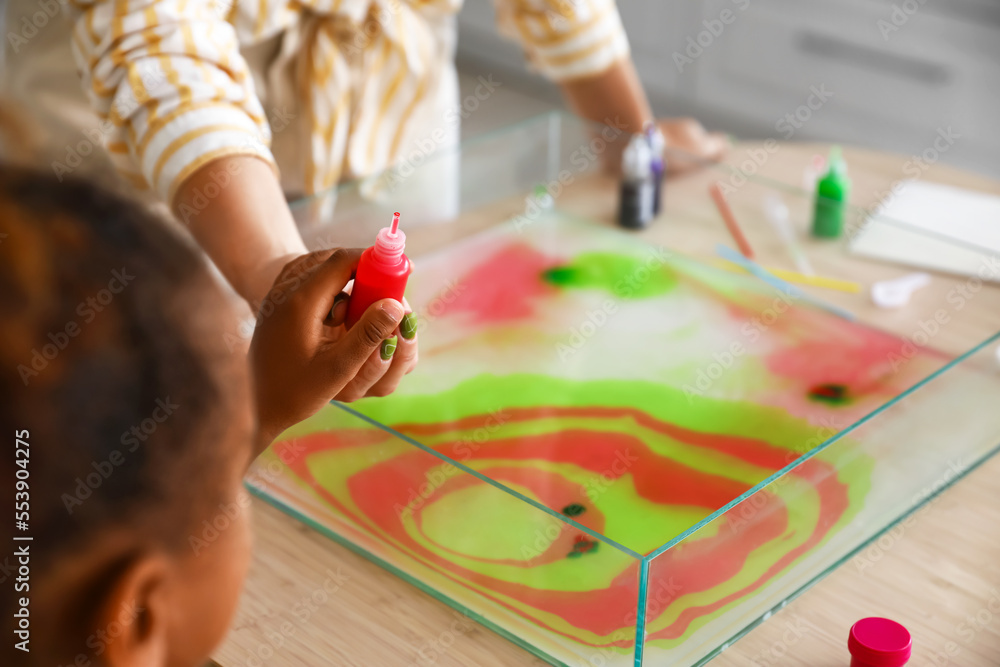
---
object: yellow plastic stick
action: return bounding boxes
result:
[713,260,862,293]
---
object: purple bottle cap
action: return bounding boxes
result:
[848,617,911,667]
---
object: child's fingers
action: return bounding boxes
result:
[365,328,417,397]
[328,291,350,324]
[334,346,392,402]
[320,298,404,389]
[293,247,364,321]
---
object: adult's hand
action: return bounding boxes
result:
[558,59,728,176]
[657,117,729,175]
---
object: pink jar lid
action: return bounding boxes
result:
[848,617,912,667]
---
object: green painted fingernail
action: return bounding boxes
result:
[400,312,418,339]
[380,336,397,360]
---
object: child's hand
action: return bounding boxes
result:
[249,248,418,446]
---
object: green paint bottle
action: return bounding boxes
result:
[811,146,850,239]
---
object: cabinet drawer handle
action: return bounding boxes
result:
[797,31,950,86]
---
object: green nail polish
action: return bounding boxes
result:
[400,312,418,339]
[380,336,397,360]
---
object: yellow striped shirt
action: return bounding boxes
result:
[69,0,630,203]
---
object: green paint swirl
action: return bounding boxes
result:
[542,252,678,298]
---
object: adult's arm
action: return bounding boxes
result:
[494,0,727,170]
[71,0,304,305]
[173,156,305,308]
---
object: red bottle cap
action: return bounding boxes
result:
[848,617,911,667]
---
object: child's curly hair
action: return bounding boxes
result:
[0,164,235,656]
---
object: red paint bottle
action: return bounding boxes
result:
[345,212,411,329]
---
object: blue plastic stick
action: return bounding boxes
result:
[715,244,856,321]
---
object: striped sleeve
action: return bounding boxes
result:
[494,0,630,81]
[70,0,275,204]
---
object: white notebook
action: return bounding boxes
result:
[850,180,1000,281]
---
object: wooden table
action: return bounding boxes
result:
[213,142,1000,666]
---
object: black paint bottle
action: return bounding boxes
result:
[618,133,655,230]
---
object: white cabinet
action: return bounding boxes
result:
[456,0,1000,177]
[692,0,999,175]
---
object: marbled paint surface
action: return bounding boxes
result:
[253,216,950,663]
